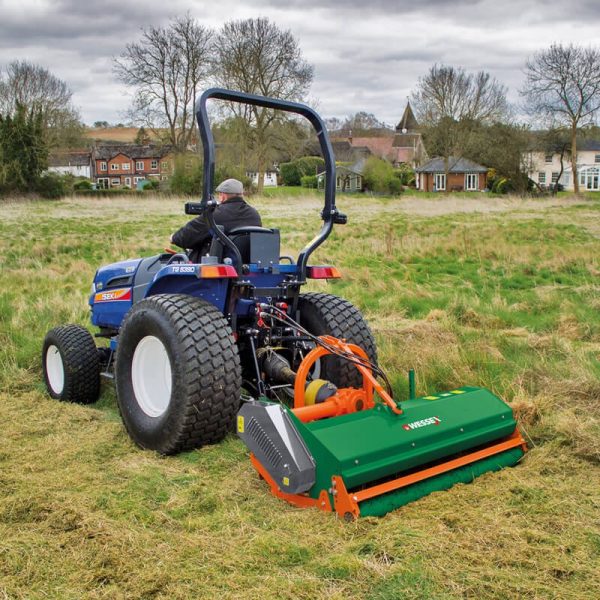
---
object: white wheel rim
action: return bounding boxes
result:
[46,344,65,395]
[131,335,172,418]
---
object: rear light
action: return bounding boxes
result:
[199,265,238,278]
[306,266,341,279]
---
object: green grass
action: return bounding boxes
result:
[1,192,600,599]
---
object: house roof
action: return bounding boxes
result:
[329,140,371,162]
[416,156,488,173]
[349,137,395,159]
[92,144,172,161]
[578,139,600,151]
[48,151,91,167]
[395,102,419,133]
[317,164,363,178]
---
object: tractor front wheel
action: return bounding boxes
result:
[115,294,241,455]
[42,325,101,404]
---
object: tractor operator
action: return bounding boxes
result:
[170,178,262,262]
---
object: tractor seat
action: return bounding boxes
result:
[208,226,281,265]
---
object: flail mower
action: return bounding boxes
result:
[43,89,526,519]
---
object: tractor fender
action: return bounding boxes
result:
[144,265,231,313]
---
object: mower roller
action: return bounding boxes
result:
[42,88,526,519]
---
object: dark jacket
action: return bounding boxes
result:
[171,196,262,259]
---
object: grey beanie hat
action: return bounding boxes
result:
[215,178,244,194]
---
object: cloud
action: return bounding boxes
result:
[0,0,599,124]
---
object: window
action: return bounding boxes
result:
[122,163,130,170]
[151,160,158,170]
[595,154,600,163]
[434,173,446,191]
[97,177,109,189]
[134,177,143,184]
[538,172,546,184]
[580,166,600,190]
[161,161,168,169]
[136,161,144,170]
[544,153,553,163]
[99,161,107,171]
[465,173,478,191]
[124,177,131,187]
[551,172,560,184]
[111,178,120,186]
[161,175,168,181]
[110,163,118,171]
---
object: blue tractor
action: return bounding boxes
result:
[42,89,377,455]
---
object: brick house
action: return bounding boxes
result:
[415,157,488,192]
[92,145,173,189]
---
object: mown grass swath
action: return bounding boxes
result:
[1,193,599,599]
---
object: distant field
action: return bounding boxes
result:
[1,192,599,599]
[83,127,164,144]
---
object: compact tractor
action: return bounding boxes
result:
[42,89,526,519]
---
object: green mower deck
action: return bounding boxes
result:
[239,386,526,519]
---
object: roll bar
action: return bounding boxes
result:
[185,88,346,280]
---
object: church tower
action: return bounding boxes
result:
[392,101,427,167]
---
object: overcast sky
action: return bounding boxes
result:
[1,0,599,126]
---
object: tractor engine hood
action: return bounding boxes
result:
[92,258,142,295]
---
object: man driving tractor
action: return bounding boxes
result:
[170,178,261,262]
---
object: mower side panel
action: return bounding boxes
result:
[291,387,519,495]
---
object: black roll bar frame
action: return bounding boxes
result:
[184,88,345,281]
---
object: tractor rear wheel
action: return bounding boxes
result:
[115,294,241,455]
[42,325,101,404]
[297,292,377,389]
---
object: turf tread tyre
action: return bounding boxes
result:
[42,325,101,404]
[116,294,241,455]
[297,292,377,389]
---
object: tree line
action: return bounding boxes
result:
[1,13,600,197]
[411,45,600,194]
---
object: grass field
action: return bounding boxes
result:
[1,192,600,599]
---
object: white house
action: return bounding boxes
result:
[47,151,92,179]
[526,140,600,191]
[246,169,278,187]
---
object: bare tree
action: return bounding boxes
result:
[522,43,600,194]
[341,111,390,136]
[114,14,213,152]
[0,60,82,149]
[413,65,508,123]
[0,61,72,117]
[214,18,313,192]
[411,64,509,189]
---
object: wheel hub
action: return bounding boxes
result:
[131,335,172,417]
[45,344,65,395]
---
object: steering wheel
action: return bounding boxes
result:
[166,252,190,265]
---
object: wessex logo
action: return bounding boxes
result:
[402,416,441,431]
[94,288,132,303]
